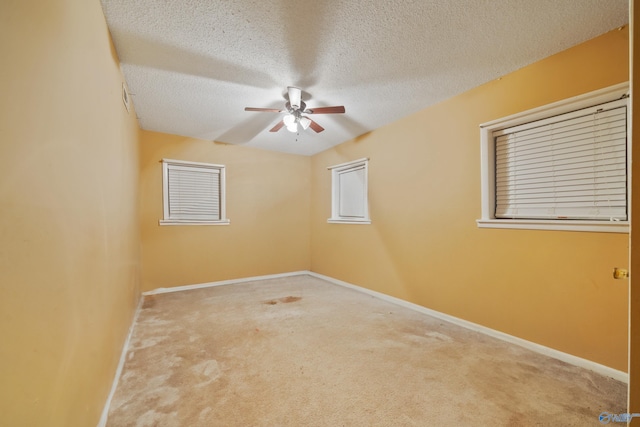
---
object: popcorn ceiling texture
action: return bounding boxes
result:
[100,0,628,155]
[105,275,626,426]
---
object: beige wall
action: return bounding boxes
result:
[311,27,630,371]
[139,132,311,291]
[0,0,140,426]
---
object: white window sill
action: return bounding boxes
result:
[159,219,230,226]
[476,219,628,233]
[328,219,371,225]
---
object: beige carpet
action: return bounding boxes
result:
[106,275,626,426]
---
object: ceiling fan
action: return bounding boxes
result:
[244,86,345,134]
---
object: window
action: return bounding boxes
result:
[478,83,629,233]
[160,159,229,225]
[328,158,370,224]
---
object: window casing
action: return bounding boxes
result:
[328,158,370,224]
[160,159,229,226]
[478,83,629,233]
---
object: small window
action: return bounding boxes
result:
[328,158,370,224]
[478,83,629,233]
[160,159,229,226]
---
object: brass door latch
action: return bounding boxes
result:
[613,268,629,279]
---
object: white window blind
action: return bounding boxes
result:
[161,159,229,225]
[494,98,627,221]
[328,158,370,224]
[338,166,366,218]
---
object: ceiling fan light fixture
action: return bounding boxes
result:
[299,116,311,130]
[244,87,345,135]
[283,114,298,132]
[283,114,295,127]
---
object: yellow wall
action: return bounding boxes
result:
[139,132,311,291]
[311,27,630,371]
[0,0,140,426]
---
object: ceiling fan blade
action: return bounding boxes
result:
[308,119,324,133]
[269,120,285,132]
[245,107,283,113]
[288,86,302,110]
[305,106,345,114]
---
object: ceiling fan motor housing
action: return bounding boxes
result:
[286,101,306,114]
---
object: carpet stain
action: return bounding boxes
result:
[148,385,180,407]
[506,413,527,426]
[191,359,222,386]
[425,331,453,342]
[136,409,179,427]
[142,296,156,309]
[137,337,162,349]
[262,296,302,305]
[280,296,301,303]
[198,407,213,421]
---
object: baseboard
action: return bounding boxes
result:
[308,272,629,384]
[97,296,144,427]
[143,271,311,296]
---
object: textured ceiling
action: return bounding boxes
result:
[100,0,628,156]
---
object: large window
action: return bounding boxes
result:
[160,159,229,226]
[478,83,629,233]
[328,158,370,224]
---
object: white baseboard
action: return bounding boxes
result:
[307,272,629,384]
[142,271,311,296]
[97,296,144,427]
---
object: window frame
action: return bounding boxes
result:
[160,158,230,226]
[477,82,629,233]
[327,158,371,224]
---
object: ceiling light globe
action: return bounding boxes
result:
[283,114,295,126]
[286,123,298,133]
[299,116,311,130]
